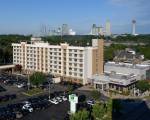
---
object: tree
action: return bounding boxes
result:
[92,103,105,120]
[30,72,46,87]
[67,85,74,95]
[91,90,101,101]
[136,80,150,93]
[70,109,89,120]
[14,64,22,73]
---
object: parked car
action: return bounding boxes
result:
[22,104,33,113]
[49,98,59,104]
[86,100,95,106]
[60,96,67,101]
[55,97,63,102]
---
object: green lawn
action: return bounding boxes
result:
[22,88,44,96]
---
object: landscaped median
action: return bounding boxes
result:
[22,88,44,96]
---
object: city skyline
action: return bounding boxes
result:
[0,0,150,34]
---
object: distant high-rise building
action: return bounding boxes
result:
[91,24,97,35]
[105,20,111,36]
[62,24,69,35]
[97,26,103,35]
[69,29,76,35]
[132,20,136,35]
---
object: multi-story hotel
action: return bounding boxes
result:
[12,37,104,85]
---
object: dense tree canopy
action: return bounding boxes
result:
[136,80,150,93]
[0,35,31,65]
[112,34,150,44]
[0,34,150,65]
[30,72,46,87]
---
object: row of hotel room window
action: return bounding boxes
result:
[20,65,84,77]
[13,57,84,63]
[13,47,84,53]
[13,52,84,58]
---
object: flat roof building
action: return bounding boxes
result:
[90,61,150,93]
[105,62,150,80]
[12,37,104,85]
[92,73,136,92]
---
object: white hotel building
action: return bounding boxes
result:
[12,37,104,85]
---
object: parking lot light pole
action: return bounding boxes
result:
[27,70,30,91]
[49,82,51,101]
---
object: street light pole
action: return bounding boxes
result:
[49,81,51,101]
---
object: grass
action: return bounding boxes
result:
[144,95,150,99]
[22,88,44,96]
[109,90,130,96]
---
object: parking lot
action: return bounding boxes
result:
[0,73,93,120]
[21,101,69,120]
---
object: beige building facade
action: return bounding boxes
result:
[12,38,104,85]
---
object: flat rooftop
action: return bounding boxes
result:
[92,73,136,86]
[105,62,150,70]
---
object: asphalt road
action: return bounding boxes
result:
[21,101,69,120]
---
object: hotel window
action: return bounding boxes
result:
[80,54,83,57]
[74,63,77,66]
[79,64,83,67]
[74,54,77,57]
[74,73,77,76]
[80,74,83,77]
[69,67,72,70]
[69,72,72,75]
[80,59,83,62]
[74,59,77,62]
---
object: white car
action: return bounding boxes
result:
[60,96,67,101]
[56,97,62,102]
[17,84,24,88]
[22,105,33,112]
[87,100,95,106]
[49,98,59,104]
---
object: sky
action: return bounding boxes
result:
[0,0,150,34]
